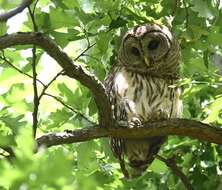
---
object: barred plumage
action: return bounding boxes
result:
[105,23,182,177]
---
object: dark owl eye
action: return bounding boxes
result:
[148,40,159,50]
[131,47,140,56]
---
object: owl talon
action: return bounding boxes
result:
[129,117,142,128]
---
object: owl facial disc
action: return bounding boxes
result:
[118,23,180,77]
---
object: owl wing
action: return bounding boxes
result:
[104,66,131,177]
[104,66,125,157]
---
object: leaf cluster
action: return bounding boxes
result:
[0,0,222,189]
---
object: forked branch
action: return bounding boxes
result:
[0,32,112,128]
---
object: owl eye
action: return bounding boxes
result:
[131,47,140,56]
[148,40,159,50]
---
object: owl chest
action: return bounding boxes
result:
[112,70,175,121]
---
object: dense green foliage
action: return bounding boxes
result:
[0,0,222,189]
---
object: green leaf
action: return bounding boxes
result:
[109,17,128,29]
[96,32,113,54]
[203,96,222,123]
[208,33,222,47]
[49,7,79,29]
[51,30,80,48]
[183,153,193,167]
[149,159,168,173]
[0,0,20,9]
[15,127,34,158]
[0,23,8,35]
[77,141,100,174]
[1,0,222,189]
[63,0,80,9]
[191,0,214,18]
[46,108,72,129]
[0,114,26,133]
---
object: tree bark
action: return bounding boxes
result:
[36,119,222,148]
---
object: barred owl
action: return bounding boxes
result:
[105,23,182,178]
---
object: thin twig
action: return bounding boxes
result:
[156,155,193,190]
[38,70,64,101]
[44,93,96,125]
[73,42,96,62]
[31,45,39,138]
[172,0,179,16]
[82,54,100,62]
[0,51,94,125]
[28,4,39,138]
[182,0,189,28]
[28,6,38,32]
[33,0,40,14]
[0,52,45,87]
[83,27,90,48]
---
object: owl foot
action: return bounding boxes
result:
[129,117,142,128]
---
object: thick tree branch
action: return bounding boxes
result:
[0,32,112,128]
[0,0,34,22]
[36,119,222,148]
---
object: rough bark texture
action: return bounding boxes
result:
[0,32,112,128]
[36,119,222,148]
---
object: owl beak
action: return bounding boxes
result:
[144,56,150,66]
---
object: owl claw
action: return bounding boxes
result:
[129,117,142,128]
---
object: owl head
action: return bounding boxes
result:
[118,23,180,78]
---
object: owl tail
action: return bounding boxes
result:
[128,137,166,178]
[111,137,166,178]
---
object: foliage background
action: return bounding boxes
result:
[0,0,222,189]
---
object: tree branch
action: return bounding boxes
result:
[0,0,34,22]
[38,70,64,101]
[36,119,222,148]
[157,155,193,190]
[28,6,39,138]
[172,0,179,16]
[31,45,39,138]
[182,0,189,28]
[0,32,112,128]
[73,43,96,61]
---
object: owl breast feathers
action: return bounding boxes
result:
[104,23,182,178]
